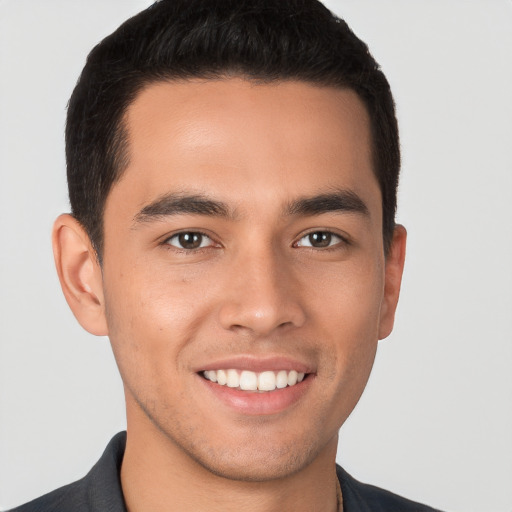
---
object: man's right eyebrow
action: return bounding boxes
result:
[132,193,234,226]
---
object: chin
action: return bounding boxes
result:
[190,446,315,482]
[166,423,334,483]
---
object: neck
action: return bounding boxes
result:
[121,410,341,512]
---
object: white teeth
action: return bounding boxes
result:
[205,370,217,383]
[203,369,308,391]
[239,370,258,391]
[258,371,276,391]
[217,369,227,385]
[276,370,288,389]
[287,370,298,386]
[226,369,240,388]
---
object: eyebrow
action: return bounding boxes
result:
[132,188,369,226]
[133,193,234,225]
[285,189,369,218]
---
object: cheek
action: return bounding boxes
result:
[304,255,383,400]
[305,254,385,336]
[102,259,217,381]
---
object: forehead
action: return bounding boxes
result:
[108,78,379,219]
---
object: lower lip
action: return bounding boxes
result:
[198,374,313,415]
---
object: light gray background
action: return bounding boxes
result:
[1,1,511,511]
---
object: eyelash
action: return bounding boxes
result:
[294,230,349,250]
[162,229,349,253]
[163,231,217,252]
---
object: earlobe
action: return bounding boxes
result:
[378,225,407,340]
[52,214,108,336]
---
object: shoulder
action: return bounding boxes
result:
[7,432,127,512]
[337,465,444,512]
[7,478,89,512]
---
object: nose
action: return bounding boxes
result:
[218,246,307,336]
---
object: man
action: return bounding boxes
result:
[9,0,441,510]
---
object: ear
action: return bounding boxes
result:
[378,225,407,340]
[52,214,108,336]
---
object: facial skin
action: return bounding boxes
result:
[53,78,406,511]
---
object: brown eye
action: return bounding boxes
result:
[167,232,211,250]
[308,232,332,247]
[296,231,343,248]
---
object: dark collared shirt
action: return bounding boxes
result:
[9,432,443,512]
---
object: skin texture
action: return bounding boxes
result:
[53,78,406,512]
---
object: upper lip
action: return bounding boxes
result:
[195,355,314,374]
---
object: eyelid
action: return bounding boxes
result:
[162,230,220,250]
[159,228,349,251]
[294,229,349,248]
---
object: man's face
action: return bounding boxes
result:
[99,78,399,480]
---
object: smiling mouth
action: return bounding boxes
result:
[201,369,307,392]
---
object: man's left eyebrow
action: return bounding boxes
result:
[285,189,370,218]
